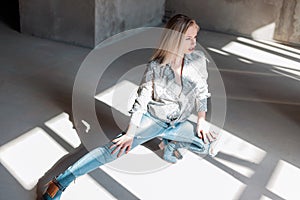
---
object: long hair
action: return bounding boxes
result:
[150,14,199,65]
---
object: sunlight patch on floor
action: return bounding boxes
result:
[63,174,117,200]
[256,39,300,55]
[100,151,246,200]
[0,127,67,190]
[251,22,275,41]
[207,47,230,56]
[45,112,81,148]
[103,144,169,174]
[214,130,266,178]
[237,37,300,60]
[95,80,138,116]
[271,67,300,81]
[222,41,300,71]
[0,116,126,199]
[266,159,300,200]
[188,114,266,178]
[238,58,253,64]
[260,195,273,200]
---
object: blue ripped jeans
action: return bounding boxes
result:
[60,112,210,186]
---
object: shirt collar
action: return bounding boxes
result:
[162,53,193,67]
[184,53,193,65]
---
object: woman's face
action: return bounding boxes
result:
[182,25,198,54]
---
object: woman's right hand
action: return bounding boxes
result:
[109,123,137,157]
[109,134,134,157]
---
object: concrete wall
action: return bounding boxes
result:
[20,0,300,46]
[95,0,165,45]
[19,0,165,48]
[19,0,95,47]
[166,0,300,46]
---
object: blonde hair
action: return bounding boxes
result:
[151,14,199,65]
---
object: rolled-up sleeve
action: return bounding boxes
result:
[195,98,208,112]
[128,62,154,127]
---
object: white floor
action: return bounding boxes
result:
[0,21,300,200]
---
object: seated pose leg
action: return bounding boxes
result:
[42,114,213,199]
[159,120,212,163]
[42,113,168,200]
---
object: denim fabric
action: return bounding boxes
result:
[65,112,210,178]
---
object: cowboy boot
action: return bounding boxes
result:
[42,169,76,200]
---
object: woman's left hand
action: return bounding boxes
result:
[197,112,217,144]
[196,125,217,144]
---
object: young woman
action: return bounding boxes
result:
[42,14,222,200]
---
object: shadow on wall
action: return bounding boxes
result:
[0,0,20,31]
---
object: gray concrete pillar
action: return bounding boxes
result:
[95,0,165,45]
[274,0,300,46]
[19,0,95,47]
[19,0,165,48]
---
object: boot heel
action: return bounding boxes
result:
[42,179,63,200]
[46,181,59,198]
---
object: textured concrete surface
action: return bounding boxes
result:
[95,0,165,45]
[18,0,300,48]
[1,20,300,199]
[166,0,300,46]
[274,0,300,46]
[19,0,95,47]
[166,0,281,37]
[19,0,165,48]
